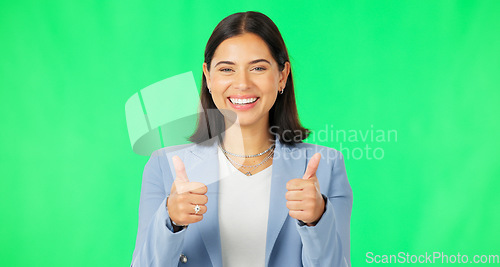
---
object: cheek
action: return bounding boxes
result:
[209,80,228,108]
[259,77,279,97]
[265,94,278,109]
[211,75,232,90]
[211,92,226,107]
[256,73,279,89]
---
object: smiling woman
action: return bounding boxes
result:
[203,33,287,126]
[131,11,353,267]
[190,11,308,147]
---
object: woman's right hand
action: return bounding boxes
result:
[167,156,208,226]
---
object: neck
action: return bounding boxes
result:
[221,118,275,156]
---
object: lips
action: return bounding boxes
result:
[227,96,260,110]
[228,97,258,105]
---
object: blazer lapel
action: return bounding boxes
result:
[265,139,307,267]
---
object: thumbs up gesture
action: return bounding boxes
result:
[167,156,208,226]
[285,153,326,226]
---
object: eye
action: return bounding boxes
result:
[219,68,233,72]
[253,66,267,71]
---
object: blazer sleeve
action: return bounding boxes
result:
[130,150,188,267]
[295,150,353,267]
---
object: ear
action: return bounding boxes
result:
[202,62,211,90]
[279,62,290,89]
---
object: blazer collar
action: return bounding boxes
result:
[170,137,307,267]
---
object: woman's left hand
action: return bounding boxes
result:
[285,153,325,226]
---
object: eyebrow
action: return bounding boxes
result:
[214,59,271,68]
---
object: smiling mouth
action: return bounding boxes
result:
[228,97,259,105]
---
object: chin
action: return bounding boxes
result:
[234,113,268,127]
[233,116,255,127]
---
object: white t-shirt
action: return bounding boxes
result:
[218,146,273,267]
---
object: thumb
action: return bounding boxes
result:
[303,153,321,180]
[172,156,189,183]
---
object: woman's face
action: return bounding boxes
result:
[203,32,290,128]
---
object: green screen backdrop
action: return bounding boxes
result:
[1,0,499,266]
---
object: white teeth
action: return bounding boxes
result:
[229,97,258,104]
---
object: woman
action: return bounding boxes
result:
[131,11,352,267]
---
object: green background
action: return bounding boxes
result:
[1,0,499,266]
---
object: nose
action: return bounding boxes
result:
[233,70,251,90]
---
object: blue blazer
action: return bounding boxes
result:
[131,137,353,267]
